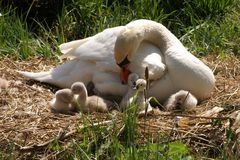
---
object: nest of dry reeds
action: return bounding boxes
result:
[0,55,239,159]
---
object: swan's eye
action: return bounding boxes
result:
[118,56,130,68]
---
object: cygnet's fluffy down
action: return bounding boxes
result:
[119,73,139,111]
[120,74,152,112]
[132,79,150,111]
[50,88,77,115]
[71,82,116,113]
[164,90,198,111]
[0,78,9,92]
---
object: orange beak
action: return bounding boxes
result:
[120,64,130,84]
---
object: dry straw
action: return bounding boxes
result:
[0,55,239,158]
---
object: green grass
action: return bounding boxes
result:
[0,8,58,59]
[0,0,239,59]
[181,3,240,57]
[47,104,193,160]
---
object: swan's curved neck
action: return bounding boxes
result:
[132,23,183,54]
[77,87,88,105]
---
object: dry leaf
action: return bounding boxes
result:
[228,110,240,135]
[198,107,224,117]
[175,116,190,128]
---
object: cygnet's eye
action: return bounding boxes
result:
[72,87,79,93]
[132,81,136,86]
[177,97,183,101]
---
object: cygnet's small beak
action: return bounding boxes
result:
[132,84,138,90]
[120,64,130,84]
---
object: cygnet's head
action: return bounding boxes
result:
[174,90,198,110]
[71,82,86,95]
[127,73,139,88]
[134,79,146,91]
[173,90,188,106]
[114,28,140,67]
[55,88,73,103]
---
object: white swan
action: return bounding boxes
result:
[50,88,77,115]
[18,19,215,103]
[71,82,116,113]
[164,90,198,111]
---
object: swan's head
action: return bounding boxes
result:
[71,82,86,95]
[127,73,139,88]
[114,28,141,84]
[55,89,73,103]
[133,79,146,91]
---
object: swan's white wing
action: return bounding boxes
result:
[19,26,125,90]
[60,37,92,56]
[95,61,120,73]
[60,26,125,61]
[92,70,127,96]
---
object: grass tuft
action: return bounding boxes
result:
[0,0,238,59]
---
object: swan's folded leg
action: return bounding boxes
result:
[147,60,166,80]
[129,42,166,81]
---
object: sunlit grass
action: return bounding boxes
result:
[0,0,238,59]
[181,1,240,57]
[0,7,61,59]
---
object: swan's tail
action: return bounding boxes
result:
[17,59,76,88]
[17,70,52,83]
[17,70,68,88]
[17,59,94,89]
